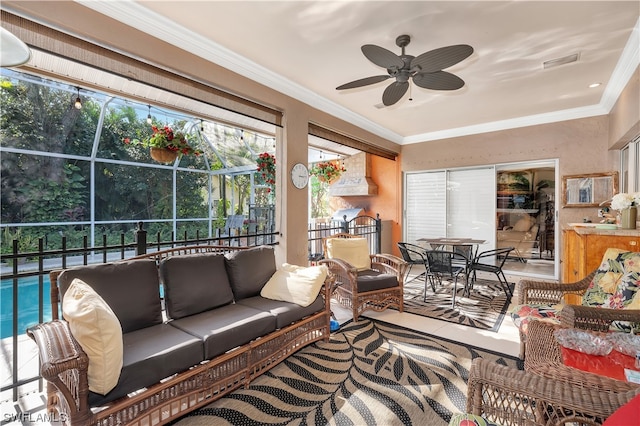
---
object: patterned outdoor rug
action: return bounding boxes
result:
[395,276,515,331]
[172,319,521,426]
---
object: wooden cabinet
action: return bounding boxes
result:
[562,227,640,283]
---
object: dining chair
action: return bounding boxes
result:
[424,249,466,308]
[467,246,514,299]
[397,242,427,283]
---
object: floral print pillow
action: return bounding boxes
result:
[582,250,640,309]
[581,249,640,333]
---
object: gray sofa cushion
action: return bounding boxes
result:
[159,253,234,319]
[236,295,325,329]
[87,323,203,407]
[357,270,399,292]
[225,246,276,300]
[169,303,276,359]
[58,259,162,333]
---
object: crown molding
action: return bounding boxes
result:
[402,104,609,144]
[599,16,639,112]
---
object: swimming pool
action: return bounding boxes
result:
[1,276,53,339]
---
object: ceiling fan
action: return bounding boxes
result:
[336,35,473,106]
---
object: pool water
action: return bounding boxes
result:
[1,276,53,339]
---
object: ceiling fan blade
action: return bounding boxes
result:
[336,75,391,90]
[411,44,474,73]
[412,71,465,90]
[382,81,409,106]
[361,44,404,69]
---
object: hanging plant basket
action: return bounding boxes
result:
[150,147,178,163]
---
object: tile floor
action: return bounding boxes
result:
[1,266,533,425]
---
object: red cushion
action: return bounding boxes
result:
[603,393,640,425]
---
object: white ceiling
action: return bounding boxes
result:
[79,1,639,145]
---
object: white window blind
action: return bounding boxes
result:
[447,168,496,249]
[405,171,446,242]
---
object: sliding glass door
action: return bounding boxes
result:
[404,167,495,251]
[404,161,558,279]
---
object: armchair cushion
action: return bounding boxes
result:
[325,237,371,270]
[62,279,123,395]
[260,263,328,307]
[356,269,399,292]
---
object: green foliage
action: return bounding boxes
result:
[310,176,331,218]
[1,72,277,253]
[16,163,87,223]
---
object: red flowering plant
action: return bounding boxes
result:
[123,125,203,158]
[256,152,276,192]
[310,160,345,183]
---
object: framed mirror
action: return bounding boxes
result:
[562,172,618,207]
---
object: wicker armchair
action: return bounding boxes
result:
[515,271,640,358]
[461,357,640,426]
[514,271,595,358]
[319,233,407,320]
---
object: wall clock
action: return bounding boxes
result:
[291,163,309,189]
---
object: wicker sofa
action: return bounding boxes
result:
[27,245,332,426]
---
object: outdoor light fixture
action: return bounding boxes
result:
[74,87,82,110]
[146,105,152,124]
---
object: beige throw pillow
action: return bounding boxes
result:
[325,237,371,270]
[261,263,328,307]
[63,279,123,395]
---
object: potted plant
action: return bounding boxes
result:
[256,152,276,192]
[123,125,203,163]
[310,160,346,184]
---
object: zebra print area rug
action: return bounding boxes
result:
[394,277,514,331]
[172,319,521,426]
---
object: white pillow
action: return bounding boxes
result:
[260,263,328,307]
[325,237,371,270]
[63,279,123,395]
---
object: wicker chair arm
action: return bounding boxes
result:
[318,258,359,292]
[27,319,89,379]
[516,271,596,305]
[27,320,91,422]
[468,358,639,424]
[370,253,407,278]
[560,305,640,331]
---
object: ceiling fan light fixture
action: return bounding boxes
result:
[543,53,580,69]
